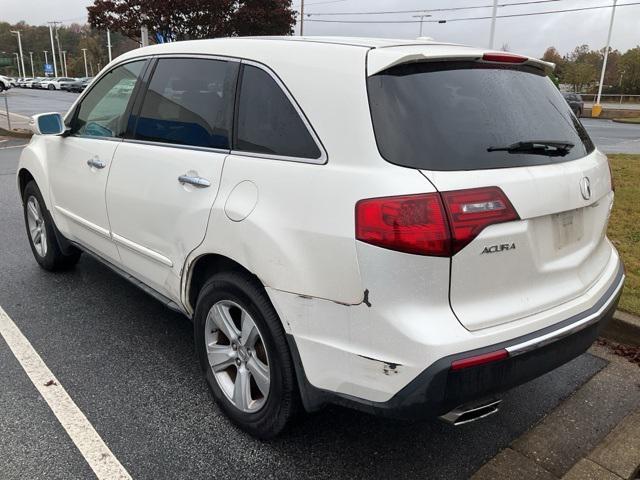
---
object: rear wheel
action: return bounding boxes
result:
[194,271,300,438]
[22,181,81,271]
[47,84,55,90]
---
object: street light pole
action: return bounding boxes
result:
[48,23,58,76]
[13,53,21,77]
[300,0,305,36]
[29,52,34,77]
[10,31,26,79]
[489,0,499,49]
[593,0,618,117]
[107,29,112,63]
[54,24,64,75]
[412,13,432,37]
[62,51,67,77]
[81,48,88,77]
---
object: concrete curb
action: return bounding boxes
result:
[0,127,32,139]
[611,118,640,125]
[603,311,640,347]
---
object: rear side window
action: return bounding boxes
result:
[235,65,321,159]
[134,58,236,149]
[368,62,595,171]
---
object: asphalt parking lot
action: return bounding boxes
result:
[0,89,639,479]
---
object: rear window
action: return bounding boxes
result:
[367,62,594,171]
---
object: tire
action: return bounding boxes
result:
[48,84,55,90]
[194,271,300,439]
[0,83,4,92]
[22,181,81,271]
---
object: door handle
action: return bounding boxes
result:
[87,158,107,169]
[178,174,211,188]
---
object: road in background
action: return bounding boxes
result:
[580,118,640,154]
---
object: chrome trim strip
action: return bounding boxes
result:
[506,272,625,356]
[112,232,173,267]
[122,138,230,155]
[236,59,328,165]
[54,206,111,239]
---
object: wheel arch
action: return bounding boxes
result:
[184,253,264,316]
[17,142,51,210]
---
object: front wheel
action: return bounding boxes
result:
[194,271,300,439]
[22,181,81,271]
[48,84,55,90]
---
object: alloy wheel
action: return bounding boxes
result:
[205,300,270,413]
[26,195,47,257]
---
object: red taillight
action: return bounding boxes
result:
[355,193,451,256]
[355,187,518,257]
[450,349,509,371]
[441,187,519,255]
[482,52,527,64]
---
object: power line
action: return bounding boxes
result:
[305,1,640,23]
[293,0,350,7]
[306,0,563,16]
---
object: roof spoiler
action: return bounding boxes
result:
[368,50,555,76]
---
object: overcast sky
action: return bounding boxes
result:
[3,0,639,57]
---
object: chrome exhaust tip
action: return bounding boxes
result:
[439,398,502,426]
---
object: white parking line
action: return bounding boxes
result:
[0,305,132,480]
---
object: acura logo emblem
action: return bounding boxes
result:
[580,177,591,200]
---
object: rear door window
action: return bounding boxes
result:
[367,62,595,171]
[234,64,321,160]
[133,58,237,149]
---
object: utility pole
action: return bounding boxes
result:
[412,12,432,37]
[81,48,88,77]
[107,29,112,63]
[593,0,618,117]
[300,0,305,36]
[29,52,34,77]
[10,31,26,79]
[62,51,68,77]
[489,0,498,49]
[48,23,58,76]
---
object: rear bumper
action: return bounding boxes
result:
[288,260,624,419]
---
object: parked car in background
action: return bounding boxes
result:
[24,77,45,89]
[0,75,11,91]
[9,77,19,87]
[17,78,34,88]
[62,77,93,93]
[563,93,584,117]
[38,77,76,90]
[18,38,623,439]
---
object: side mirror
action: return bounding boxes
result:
[30,112,66,136]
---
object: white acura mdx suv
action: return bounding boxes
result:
[18,37,624,438]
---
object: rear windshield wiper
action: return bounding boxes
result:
[487,140,575,156]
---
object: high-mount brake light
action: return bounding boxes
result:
[482,52,528,64]
[355,187,519,257]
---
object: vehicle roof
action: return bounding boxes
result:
[115,36,552,76]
